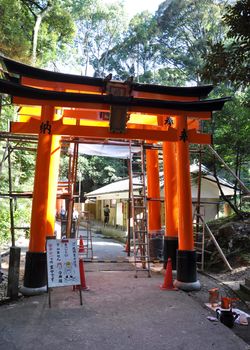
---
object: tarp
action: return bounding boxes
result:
[77,142,141,159]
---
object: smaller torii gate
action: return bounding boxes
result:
[0,56,229,294]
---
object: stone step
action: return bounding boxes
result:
[240,282,250,296]
[245,277,250,288]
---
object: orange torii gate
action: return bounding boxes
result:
[0,56,229,294]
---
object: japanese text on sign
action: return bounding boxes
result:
[46,239,80,288]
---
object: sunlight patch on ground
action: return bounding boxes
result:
[219,280,245,291]
[92,241,122,247]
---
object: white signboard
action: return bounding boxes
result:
[46,238,80,288]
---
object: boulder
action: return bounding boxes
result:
[204,219,250,270]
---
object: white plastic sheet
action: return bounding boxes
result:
[77,142,141,159]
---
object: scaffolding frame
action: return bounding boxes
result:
[0,131,249,271]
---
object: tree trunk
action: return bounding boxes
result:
[31,4,52,65]
[32,14,42,65]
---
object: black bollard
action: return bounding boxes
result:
[7,247,21,300]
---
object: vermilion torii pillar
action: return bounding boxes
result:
[174,115,200,290]
[21,105,61,294]
[163,139,179,270]
[146,144,162,259]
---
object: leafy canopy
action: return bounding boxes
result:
[201,0,250,87]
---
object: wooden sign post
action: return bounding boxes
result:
[46,238,82,307]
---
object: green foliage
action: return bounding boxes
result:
[105,11,160,82]
[201,0,250,87]
[153,67,188,86]
[0,200,10,243]
[12,150,35,190]
[0,99,17,131]
[224,0,249,40]
[79,155,127,192]
[59,153,128,194]
[0,127,34,243]
[34,0,76,66]
[194,84,250,208]
[0,0,31,61]
[0,141,35,193]
[0,198,31,244]
[0,0,75,65]
[103,0,226,85]
[212,86,250,184]
[62,0,127,77]
[155,0,225,84]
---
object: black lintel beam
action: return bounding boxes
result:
[0,78,230,112]
[1,55,213,98]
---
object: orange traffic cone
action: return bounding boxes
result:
[79,258,89,290]
[79,235,85,253]
[73,258,89,291]
[124,239,129,253]
[160,257,178,291]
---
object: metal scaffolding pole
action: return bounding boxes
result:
[207,145,250,194]
[7,140,15,247]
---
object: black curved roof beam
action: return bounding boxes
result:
[1,55,213,98]
[0,78,230,112]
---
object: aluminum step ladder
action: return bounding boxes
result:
[129,141,151,277]
[76,211,93,260]
[193,206,205,271]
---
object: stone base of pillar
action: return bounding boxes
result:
[174,279,201,291]
[173,250,201,291]
[149,230,163,260]
[163,236,178,270]
[21,251,47,295]
[20,285,47,296]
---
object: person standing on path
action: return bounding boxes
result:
[60,206,66,220]
[103,205,110,226]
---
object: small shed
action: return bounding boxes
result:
[85,164,235,228]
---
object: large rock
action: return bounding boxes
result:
[205,220,250,270]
